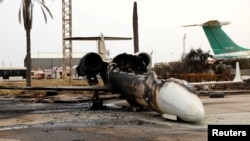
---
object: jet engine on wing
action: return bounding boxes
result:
[76,52,152,85]
[111,52,152,74]
[76,52,106,85]
[135,52,152,70]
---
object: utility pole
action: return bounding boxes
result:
[181,33,186,61]
[62,0,72,84]
[133,1,139,53]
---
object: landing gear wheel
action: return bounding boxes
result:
[126,98,144,111]
[90,91,105,110]
[46,90,58,96]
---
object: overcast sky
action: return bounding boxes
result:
[1,0,250,67]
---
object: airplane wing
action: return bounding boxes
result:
[189,62,243,86]
[64,33,132,62]
[64,32,132,41]
[190,79,242,86]
[64,37,132,40]
[182,20,230,27]
[0,85,111,92]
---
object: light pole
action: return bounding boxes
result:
[151,50,156,66]
[182,33,186,61]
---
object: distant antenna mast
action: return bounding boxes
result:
[182,33,186,61]
[2,57,4,66]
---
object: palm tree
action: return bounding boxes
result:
[184,48,213,73]
[18,0,53,86]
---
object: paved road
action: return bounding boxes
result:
[0,94,250,141]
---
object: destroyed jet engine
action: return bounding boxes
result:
[76,52,108,85]
[135,52,152,70]
[76,52,151,85]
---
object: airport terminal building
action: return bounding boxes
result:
[31,52,86,79]
[31,52,85,70]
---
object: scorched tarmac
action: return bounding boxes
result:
[0,94,250,141]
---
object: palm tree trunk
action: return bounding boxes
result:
[25,29,32,86]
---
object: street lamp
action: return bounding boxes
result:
[151,50,156,66]
[182,33,186,61]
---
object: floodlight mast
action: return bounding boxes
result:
[62,0,72,84]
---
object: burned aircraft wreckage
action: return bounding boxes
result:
[76,52,205,123]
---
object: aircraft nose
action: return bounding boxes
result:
[183,102,205,122]
[156,81,205,123]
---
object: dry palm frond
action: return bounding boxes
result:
[18,0,53,30]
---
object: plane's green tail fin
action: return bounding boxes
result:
[202,23,248,54]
